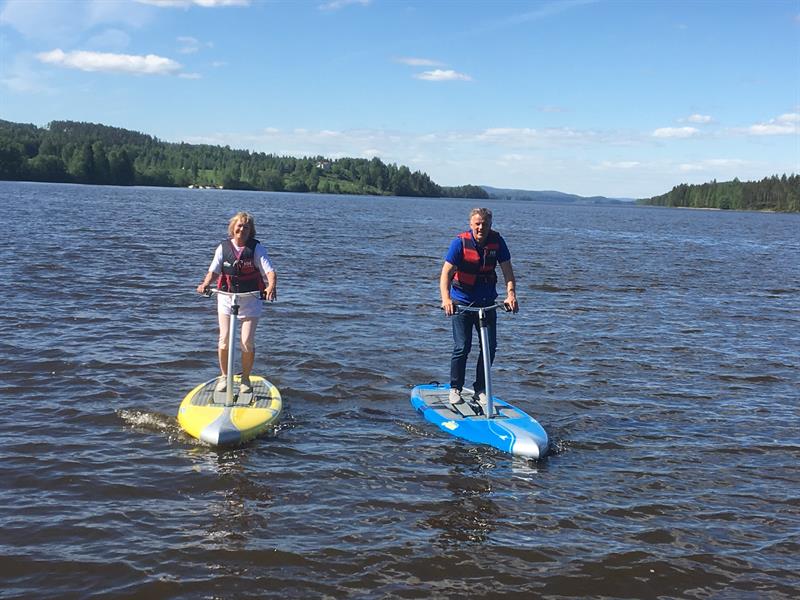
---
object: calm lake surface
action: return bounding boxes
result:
[1,181,798,599]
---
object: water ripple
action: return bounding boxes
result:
[0,183,798,598]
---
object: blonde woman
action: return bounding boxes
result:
[197,212,277,393]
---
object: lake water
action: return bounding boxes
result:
[1,181,798,599]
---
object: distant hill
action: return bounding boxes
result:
[637,175,798,212]
[482,185,634,205]
[0,118,488,199]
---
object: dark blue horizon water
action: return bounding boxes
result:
[0,181,798,599]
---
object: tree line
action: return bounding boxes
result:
[0,119,488,199]
[637,175,799,212]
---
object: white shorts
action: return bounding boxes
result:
[216,293,264,319]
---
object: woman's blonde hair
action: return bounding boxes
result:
[227,211,256,240]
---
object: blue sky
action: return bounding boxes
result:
[1,0,798,198]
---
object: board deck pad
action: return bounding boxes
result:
[186,378,275,408]
[411,383,548,459]
[178,375,282,446]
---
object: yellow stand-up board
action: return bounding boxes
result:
[178,375,282,446]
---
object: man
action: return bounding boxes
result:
[440,207,518,406]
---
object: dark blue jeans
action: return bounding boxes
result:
[449,306,497,393]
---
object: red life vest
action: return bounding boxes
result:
[216,238,265,293]
[453,230,500,291]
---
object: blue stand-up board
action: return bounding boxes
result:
[411,383,548,459]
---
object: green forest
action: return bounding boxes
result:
[0,119,488,199]
[637,175,799,212]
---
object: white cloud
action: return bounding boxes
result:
[653,126,699,138]
[705,158,747,167]
[2,75,44,93]
[0,0,152,43]
[37,49,182,75]
[177,36,211,54]
[677,158,748,172]
[185,127,395,160]
[748,124,795,135]
[747,112,800,135]
[0,0,84,43]
[485,0,598,30]
[414,69,472,82]
[137,0,250,7]
[318,0,371,10]
[685,114,712,124]
[397,58,472,84]
[1,54,53,94]
[395,57,444,67]
[178,36,199,53]
[481,127,537,140]
[478,127,595,146]
[597,160,641,169]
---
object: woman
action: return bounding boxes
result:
[196,211,277,393]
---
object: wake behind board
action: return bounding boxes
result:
[411,383,548,459]
[178,374,281,446]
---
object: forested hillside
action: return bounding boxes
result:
[637,175,798,212]
[0,119,488,199]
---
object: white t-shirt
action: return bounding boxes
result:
[209,240,275,318]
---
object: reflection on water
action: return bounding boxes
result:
[204,454,275,551]
[425,449,501,546]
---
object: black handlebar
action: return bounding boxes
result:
[201,287,266,300]
[441,301,512,314]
